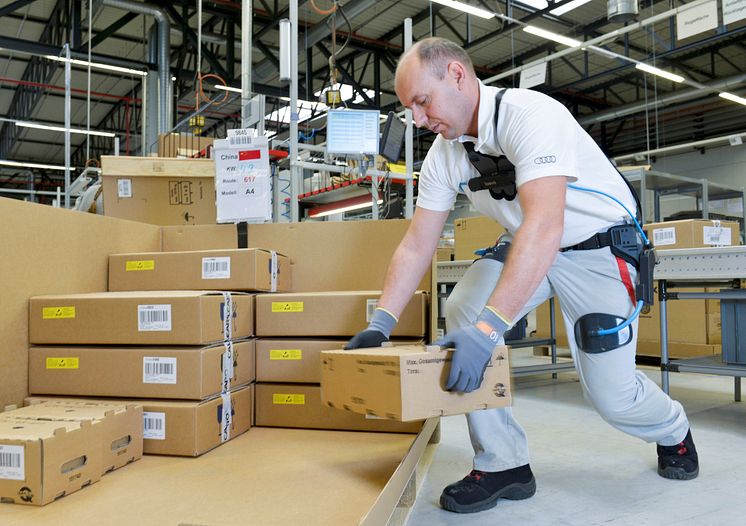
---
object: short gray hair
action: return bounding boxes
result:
[397,37,475,80]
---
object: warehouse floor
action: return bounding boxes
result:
[408,349,746,525]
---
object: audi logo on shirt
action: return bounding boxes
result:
[534,155,557,164]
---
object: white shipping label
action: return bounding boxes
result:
[270,251,278,292]
[202,257,231,279]
[703,226,732,246]
[143,357,177,384]
[652,227,676,246]
[220,393,232,443]
[137,304,172,332]
[0,445,24,481]
[117,178,132,198]
[366,299,378,323]
[143,412,166,440]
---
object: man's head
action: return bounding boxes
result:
[395,37,480,139]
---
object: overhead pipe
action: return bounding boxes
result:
[101,0,171,133]
[613,130,746,162]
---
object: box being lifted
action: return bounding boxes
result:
[109,249,291,293]
[29,291,254,345]
[0,418,103,506]
[321,344,511,422]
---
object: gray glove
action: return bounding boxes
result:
[345,308,398,350]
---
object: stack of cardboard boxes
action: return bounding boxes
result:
[535,219,741,358]
[253,291,429,433]
[26,247,292,460]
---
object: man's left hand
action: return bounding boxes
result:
[436,307,510,393]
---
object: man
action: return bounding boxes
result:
[345,37,698,514]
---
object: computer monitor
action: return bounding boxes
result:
[326,109,380,155]
[379,111,406,163]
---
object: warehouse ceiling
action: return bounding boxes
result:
[0,0,745,192]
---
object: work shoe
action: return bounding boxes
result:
[657,429,699,480]
[440,464,536,514]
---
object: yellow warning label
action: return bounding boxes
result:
[270,350,302,361]
[272,394,305,405]
[46,357,79,369]
[125,260,155,271]
[271,302,304,313]
[42,306,76,319]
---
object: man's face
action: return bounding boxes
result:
[395,56,471,140]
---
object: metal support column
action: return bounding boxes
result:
[290,0,299,222]
[659,280,670,394]
[404,18,414,219]
[241,0,252,128]
[64,43,71,209]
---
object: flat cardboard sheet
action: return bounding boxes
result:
[0,427,416,524]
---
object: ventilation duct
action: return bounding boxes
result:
[607,0,638,23]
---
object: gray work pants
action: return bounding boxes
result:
[445,246,690,472]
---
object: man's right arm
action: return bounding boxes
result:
[345,206,448,349]
[377,206,450,317]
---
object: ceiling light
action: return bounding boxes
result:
[634,63,685,83]
[719,92,746,107]
[15,121,116,138]
[0,159,73,171]
[523,25,582,47]
[44,55,147,77]
[517,0,593,16]
[430,0,494,19]
[215,84,242,93]
[308,195,384,218]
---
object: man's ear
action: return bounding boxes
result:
[447,61,467,88]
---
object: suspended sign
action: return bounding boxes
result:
[723,0,746,24]
[214,130,272,223]
[676,0,718,40]
[519,62,547,89]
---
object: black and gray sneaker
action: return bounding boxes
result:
[439,464,536,514]
[657,429,699,480]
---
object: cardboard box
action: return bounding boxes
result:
[636,340,721,359]
[646,219,739,249]
[101,156,216,225]
[26,385,252,457]
[29,339,255,399]
[109,248,291,293]
[255,339,346,383]
[159,220,433,294]
[254,384,422,433]
[255,291,428,338]
[320,344,511,421]
[29,291,253,345]
[0,418,103,506]
[454,216,507,260]
[3,402,143,475]
[157,133,214,158]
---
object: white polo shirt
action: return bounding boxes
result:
[417,82,637,247]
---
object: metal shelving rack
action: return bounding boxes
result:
[655,246,746,400]
[436,260,575,378]
[620,167,745,233]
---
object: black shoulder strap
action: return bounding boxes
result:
[462,89,517,201]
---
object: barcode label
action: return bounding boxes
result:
[202,257,231,279]
[652,227,676,246]
[366,299,378,323]
[117,178,132,198]
[229,135,253,146]
[143,412,166,440]
[703,226,731,246]
[0,445,24,480]
[138,304,172,331]
[143,357,177,384]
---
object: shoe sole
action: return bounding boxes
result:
[439,477,537,514]
[658,466,699,480]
